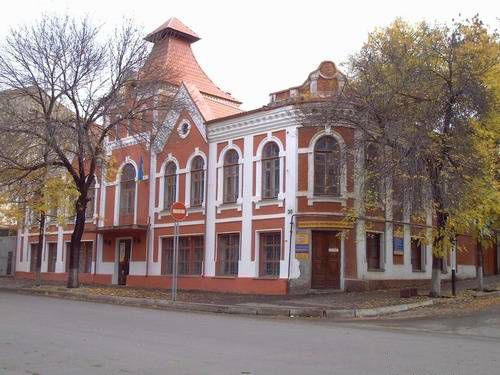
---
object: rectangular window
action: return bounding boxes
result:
[259,232,281,277]
[164,175,176,210]
[411,238,423,271]
[47,243,57,272]
[161,236,204,276]
[223,165,239,204]
[366,232,382,270]
[30,243,38,272]
[65,241,93,273]
[217,233,239,276]
[120,182,135,216]
[161,238,173,275]
[262,158,280,199]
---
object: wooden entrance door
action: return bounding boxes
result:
[117,239,131,285]
[311,231,341,289]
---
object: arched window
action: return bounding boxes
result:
[314,136,341,196]
[223,150,239,204]
[85,178,96,219]
[261,142,280,199]
[164,161,177,210]
[190,156,204,207]
[120,164,136,216]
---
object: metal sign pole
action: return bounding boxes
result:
[172,221,179,302]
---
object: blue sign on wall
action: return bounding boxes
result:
[393,237,404,254]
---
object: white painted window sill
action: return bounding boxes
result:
[254,198,284,209]
[216,203,242,213]
[187,206,205,215]
[307,195,347,206]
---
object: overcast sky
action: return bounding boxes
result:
[0,0,498,109]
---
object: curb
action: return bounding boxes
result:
[470,290,500,298]
[0,286,434,320]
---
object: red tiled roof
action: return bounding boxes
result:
[145,17,200,43]
[184,82,242,121]
[144,18,241,105]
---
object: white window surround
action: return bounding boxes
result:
[252,135,285,208]
[307,128,348,206]
[184,148,207,211]
[177,120,192,139]
[216,143,243,213]
[113,158,139,226]
[157,154,180,213]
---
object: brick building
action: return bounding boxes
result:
[15,18,499,294]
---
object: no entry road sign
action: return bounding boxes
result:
[170,202,187,221]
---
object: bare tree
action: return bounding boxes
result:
[0,15,177,287]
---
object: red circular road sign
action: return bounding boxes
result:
[170,201,187,221]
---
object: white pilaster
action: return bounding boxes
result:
[204,141,218,276]
[55,225,64,272]
[284,126,299,278]
[238,134,254,277]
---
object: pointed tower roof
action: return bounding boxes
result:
[143,17,242,114]
[145,17,200,43]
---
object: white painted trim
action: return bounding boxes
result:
[158,154,180,211]
[215,217,242,224]
[254,135,285,203]
[285,126,299,279]
[253,213,286,220]
[184,149,207,209]
[216,142,243,209]
[154,220,205,228]
[205,141,218,277]
[114,159,139,226]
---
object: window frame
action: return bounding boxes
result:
[222,150,240,204]
[47,242,57,273]
[313,135,341,197]
[164,161,177,211]
[261,142,280,200]
[216,233,240,277]
[119,163,136,217]
[259,231,281,278]
[160,235,204,276]
[366,232,384,271]
[190,156,205,208]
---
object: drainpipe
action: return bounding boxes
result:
[287,212,297,288]
[145,218,151,277]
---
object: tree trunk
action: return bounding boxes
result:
[429,210,447,297]
[67,194,87,288]
[477,239,484,291]
[35,211,46,286]
[430,255,441,297]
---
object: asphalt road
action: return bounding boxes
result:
[0,292,499,375]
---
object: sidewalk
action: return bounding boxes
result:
[1,275,499,319]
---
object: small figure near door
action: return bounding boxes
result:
[117,239,131,285]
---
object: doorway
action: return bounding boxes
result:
[117,239,131,285]
[311,231,341,289]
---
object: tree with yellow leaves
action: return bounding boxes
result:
[299,16,499,296]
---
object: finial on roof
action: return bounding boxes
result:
[145,17,200,43]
